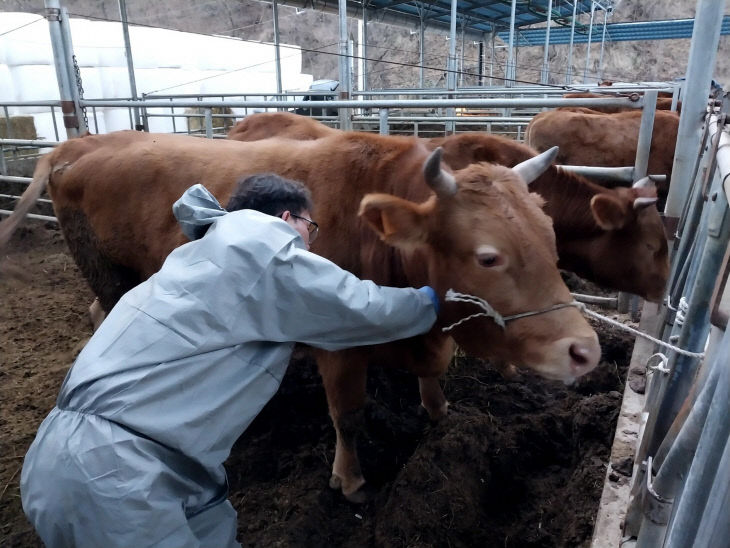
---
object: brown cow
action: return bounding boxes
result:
[561,92,681,114]
[227,111,337,141]
[0,130,600,501]
[525,108,679,206]
[229,113,669,302]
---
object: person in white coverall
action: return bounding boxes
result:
[20,173,440,548]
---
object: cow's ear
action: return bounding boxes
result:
[590,193,631,230]
[359,193,432,249]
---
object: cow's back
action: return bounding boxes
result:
[526,109,678,182]
[47,130,431,309]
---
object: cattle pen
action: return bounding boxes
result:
[2,1,730,547]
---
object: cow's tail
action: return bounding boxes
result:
[0,154,53,251]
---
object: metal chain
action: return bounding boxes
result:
[72,54,89,131]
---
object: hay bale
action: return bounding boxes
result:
[184,106,234,134]
[0,116,37,140]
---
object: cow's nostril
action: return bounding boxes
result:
[570,343,590,367]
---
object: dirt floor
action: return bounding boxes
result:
[0,223,635,548]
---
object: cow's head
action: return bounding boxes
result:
[359,148,601,383]
[582,177,669,302]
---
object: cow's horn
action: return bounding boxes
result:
[424,147,457,196]
[632,176,656,189]
[513,146,559,185]
[634,196,658,210]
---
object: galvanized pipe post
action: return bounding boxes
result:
[118,0,141,130]
[663,334,730,547]
[362,5,369,93]
[379,108,389,135]
[618,91,658,314]
[418,13,424,88]
[45,0,81,138]
[506,0,517,86]
[272,0,282,95]
[445,0,458,133]
[642,178,730,467]
[58,7,87,134]
[540,0,553,85]
[663,0,725,221]
[598,7,608,79]
[337,0,352,130]
[565,0,578,85]
[632,351,723,546]
[582,1,596,84]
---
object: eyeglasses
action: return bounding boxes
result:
[290,213,319,243]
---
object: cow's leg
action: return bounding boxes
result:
[88,297,106,331]
[317,349,370,503]
[418,377,448,420]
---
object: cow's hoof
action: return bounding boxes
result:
[343,483,376,504]
[421,400,449,421]
[329,474,371,503]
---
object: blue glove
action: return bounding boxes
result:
[418,286,439,314]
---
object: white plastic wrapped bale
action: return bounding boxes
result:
[103,108,135,132]
[31,110,65,143]
[128,26,167,69]
[0,13,50,66]
[99,67,133,99]
[65,19,101,68]
[9,65,60,108]
[135,67,208,96]
[84,109,107,135]
[0,65,15,108]
[78,67,104,99]
[91,22,127,67]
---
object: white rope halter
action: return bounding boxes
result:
[441,289,705,361]
[441,289,585,332]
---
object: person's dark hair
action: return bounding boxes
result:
[226,173,313,217]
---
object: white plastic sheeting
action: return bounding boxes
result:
[0,12,312,141]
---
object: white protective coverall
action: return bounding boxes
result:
[21,185,438,548]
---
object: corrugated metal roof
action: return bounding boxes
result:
[496,15,730,45]
[358,0,608,37]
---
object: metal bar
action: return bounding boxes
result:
[663,332,730,547]
[272,0,282,95]
[582,1,596,83]
[58,6,87,133]
[691,432,730,548]
[337,0,352,130]
[646,177,730,465]
[0,140,61,147]
[361,6,368,93]
[118,0,140,129]
[566,0,578,84]
[79,97,646,109]
[446,0,457,133]
[633,353,722,547]
[44,0,79,139]
[558,165,635,182]
[0,209,57,222]
[541,0,554,85]
[598,8,608,79]
[634,90,659,179]
[418,12,424,88]
[506,0,517,86]
[379,108,389,135]
[664,0,725,218]
[204,108,213,139]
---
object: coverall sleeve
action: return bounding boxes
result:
[245,240,438,351]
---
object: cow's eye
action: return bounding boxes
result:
[475,246,504,268]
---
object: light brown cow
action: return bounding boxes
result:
[0,130,600,501]
[525,108,679,206]
[227,111,337,142]
[561,92,681,114]
[229,113,669,302]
